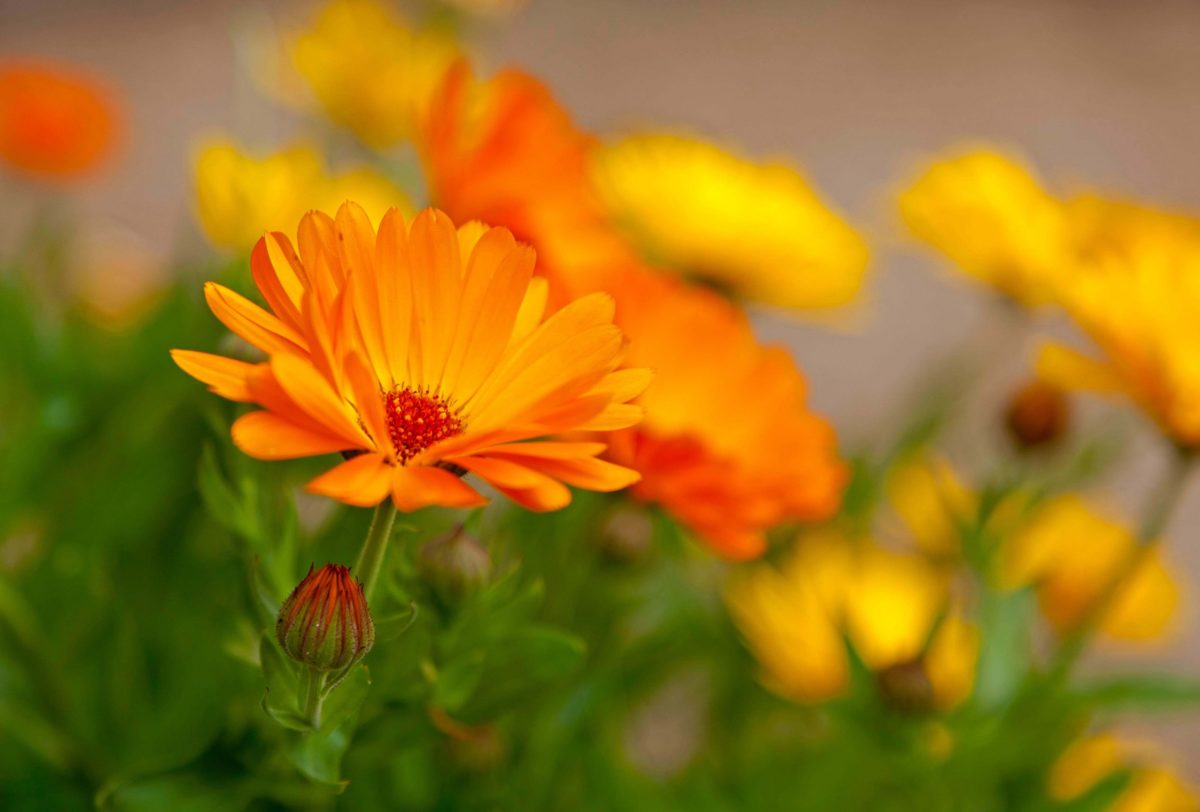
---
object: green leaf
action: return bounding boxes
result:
[975,587,1035,708]
[288,720,353,788]
[259,633,305,731]
[319,665,371,733]
[1072,674,1200,712]
[374,602,419,643]
[433,650,486,712]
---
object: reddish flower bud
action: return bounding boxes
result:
[1005,379,1070,450]
[276,564,374,672]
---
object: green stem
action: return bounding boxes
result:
[354,501,398,602]
[302,668,327,730]
[1048,446,1193,681]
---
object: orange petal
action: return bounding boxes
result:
[489,452,640,492]
[374,208,413,383]
[250,236,303,332]
[171,349,257,402]
[270,353,370,448]
[408,208,464,389]
[453,456,572,512]
[467,296,622,431]
[440,227,533,398]
[306,453,392,507]
[344,353,391,457]
[484,441,607,459]
[232,411,350,459]
[391,465,488,512]
[204,282,305,355]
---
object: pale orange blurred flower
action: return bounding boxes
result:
[420,61,847,557]
[421,61,633,301]
[0,60,120,181]
[608,269,846,559]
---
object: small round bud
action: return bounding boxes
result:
[419,526,492,598]
[876,659,935,714]
[276,564,374,672]
[1005,379,1070,450]
[596,504,654,565]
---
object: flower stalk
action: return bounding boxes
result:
[354,500,398,603]
[1048,447,1193,679]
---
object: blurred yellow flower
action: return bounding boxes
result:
[193,139,407,251]
[888,456,1179,643]
[1003,496,1179,642]
[593,133,869,310]
[291,0,458,149]
[728,534,978,709]
[897,147,1070,306]
[1037,196,1200,448]
[886,454,976,556]
[1050,734,1199,812]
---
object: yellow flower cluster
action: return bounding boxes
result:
[900,145,1200,449]
[193,139,407,251]
[594,133,869,310]
[728,533,977,709]
[888,455,1180,643]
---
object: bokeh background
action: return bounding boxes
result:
[4,0,1199,767]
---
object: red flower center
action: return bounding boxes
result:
[383,387,464,464]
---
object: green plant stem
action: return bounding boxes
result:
[354,501,398,602]
[1048,446,1194,681]
[302,668,327,730]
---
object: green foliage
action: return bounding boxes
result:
[0,257,1195,812]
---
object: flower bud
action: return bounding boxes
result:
[876,659,935,714]
[276,564,374,672]
[418,526,492,598]
[1005,379,1070,450]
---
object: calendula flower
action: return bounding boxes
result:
[173,204,647,512]
[193,139,407,251]
[888,455,1180,642]
[1002,496,1179,642]
[728,534,978,709]
[291,0,458,150]
[593,133,868,310]
[1050,734,1198,812]
[608,269,846,559]
[421,61,635,300]
[0,60,120,180]
[1036,197,1200,447]
[897,147,1070,306]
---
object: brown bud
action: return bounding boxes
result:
[876,659,935,714]
[1005,379,1070,450]
[276,564,374,671]
[418,526,492,598]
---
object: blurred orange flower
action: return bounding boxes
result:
[0,60,120,181]
[421,61,633,300]
[608,270,846,559]
[421,62,846,557]
[173,204,646,513]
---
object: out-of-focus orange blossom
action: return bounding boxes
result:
[0,60,121,181]
[420,60,848,558]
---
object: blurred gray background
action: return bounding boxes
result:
[3,0,1199,767]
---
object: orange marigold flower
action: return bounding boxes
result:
[0,60,120,180]
[608,270,846,559]
[172,204,648,513]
